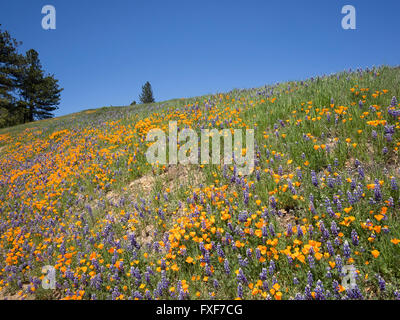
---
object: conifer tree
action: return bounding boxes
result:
[0,25,25,126]
[139,81,155,104]
[20,49,62,121]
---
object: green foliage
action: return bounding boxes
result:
[20,49,63,121]
[139,81,155,104]
[0,26,62,128]
[0,25,25,126]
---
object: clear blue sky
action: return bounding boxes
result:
[1,0,399,116]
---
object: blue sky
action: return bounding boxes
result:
[1,0,399,116]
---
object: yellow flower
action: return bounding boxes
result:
[185,257,194,264]
[371,250,380,258]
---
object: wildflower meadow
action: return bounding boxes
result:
[0,65,400,300]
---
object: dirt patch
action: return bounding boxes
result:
[0,285,34,300]
[129,175,156,195]
[125,165,205,198]
[137,224,156,247]
[161,165,205,192]
[275,209,298,231]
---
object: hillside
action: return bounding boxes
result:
[0,65,400,300]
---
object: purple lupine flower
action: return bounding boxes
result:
[246,248,252,259]
[334,158,339,166]
[297,168,303,180]
[237,268,248,284]
[358,166,365,179]
[307,271,313,286]
[308,255,315,269]
[331,221,339,237]
[320,221,330,240]
[262,225,268,237]
[160,258,166,270]
[309,201,316,215]
[294,293,305,300]
[269,260,276,275]
[335,255,343,274]
[205,264,212,276]
[286,223,292,237]
[255,248,261,260]
[391,96,398,107]
[346,285,364,300]
[311,170,319,187]
[376,275,386,291]
[297,225,303,238]
[237,282,243,299]
[213,279,219,289]
[304,285,313,300]
[204,251,211,264]
[315,281,325,300]
[391,177,398,191]
[270,196,277,209]
[308,225,314,237]
[326,267,332,278]
[374,180,382,202]
[347,191,356,205]
[336,197,342,211]
[343,241,351,259]
[335,114,339,125]
[132,291,144,300]
[238,255,249,268]
[351,230,359,246]
[260,268,268,281]
[144,271,151,284]
[327,177,335,189]
[288,180,296,194]
[217,244,225,258]
[269,224,275,237]
[111,286,121,300]
[243,190,249,205]
[90,274,102,290]
[178,289,186,300]
[224,259,230,275]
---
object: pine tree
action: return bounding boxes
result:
[139,81,155,104]
[20,49,62,121]
[0,25,25,126]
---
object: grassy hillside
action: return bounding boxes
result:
[0,65,400,300]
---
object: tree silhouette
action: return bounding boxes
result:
[139,81,155,104]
